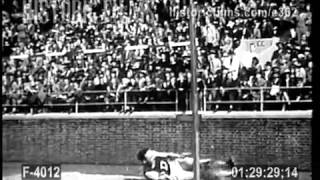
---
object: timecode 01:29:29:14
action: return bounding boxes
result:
[231,165,299,180]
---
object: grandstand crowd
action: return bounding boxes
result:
[2,0,312,113]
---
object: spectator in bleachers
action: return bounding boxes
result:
[176,72,189,111]
[222,71,239,111]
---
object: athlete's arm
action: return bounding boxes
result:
[145,150,182,163]
[145,171,175,180]
[151,150,182,158]
[145,171,161,180]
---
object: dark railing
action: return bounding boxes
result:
[2,86,312,113]
[203,86,312,111]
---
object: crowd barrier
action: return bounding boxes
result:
[2,86,312,113]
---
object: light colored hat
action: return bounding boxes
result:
[298,54,305,59]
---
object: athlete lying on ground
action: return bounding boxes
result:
[136,148,234,180]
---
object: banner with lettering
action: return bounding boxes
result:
[234,37,280,68]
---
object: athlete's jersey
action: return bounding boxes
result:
[143,150,194,180]
[145,157,193,180]
[141,149,233,180]
[153,157,171,175]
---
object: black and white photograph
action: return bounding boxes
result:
[2,0,313,179]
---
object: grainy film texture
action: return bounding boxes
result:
[2,0,312,180]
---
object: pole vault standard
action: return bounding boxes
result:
[189,0,200,180]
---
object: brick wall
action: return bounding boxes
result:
[2,112,311,170]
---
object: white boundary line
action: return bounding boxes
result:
[2,110,312,120]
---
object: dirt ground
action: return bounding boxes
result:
[3,163,312,180]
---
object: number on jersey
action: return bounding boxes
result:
[154,157,171,175]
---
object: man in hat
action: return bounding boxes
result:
[293,59,306,86]
[208,49,222,75]
[269,72,281,100]
[221,30,233,54]
[204,16,220,50]
[305,61,312,86]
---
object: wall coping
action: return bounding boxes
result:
[2,110,312,120]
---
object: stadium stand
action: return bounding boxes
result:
[2,0,312,113]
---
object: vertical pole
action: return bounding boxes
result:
[203,88,207,112]
[189,0,200,180]
[187,90,190,111]
[124,90,128,111]
[75,101,79,113]
[34,0,38,23]
[260,87,264,112]
[23,0,27,21]
[175,90,178,112]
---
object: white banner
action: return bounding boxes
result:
[169,41,190,47]
[124,45,149,51]
[9,41,192,59]
[83,49,105,54]
[10,54,29,60]
[234,37,280,67]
